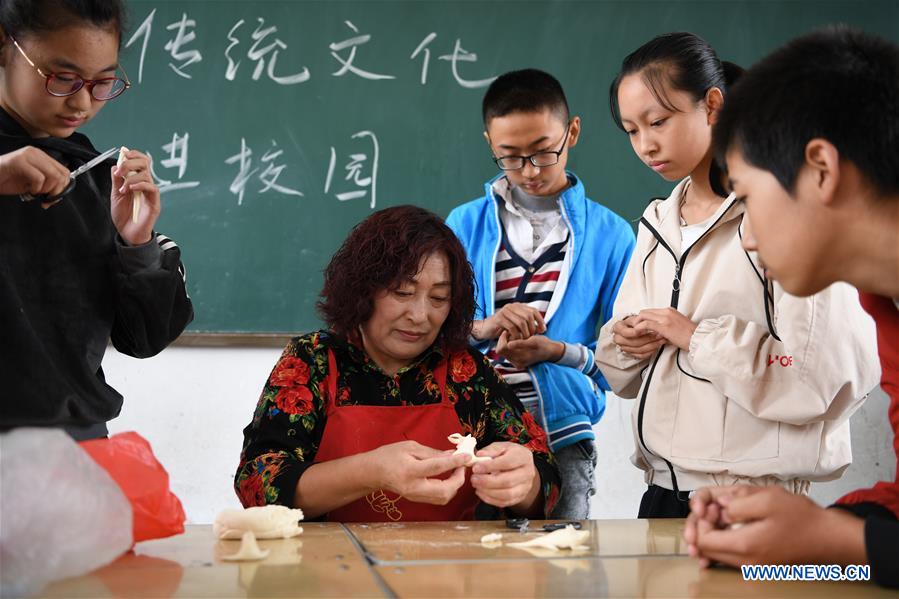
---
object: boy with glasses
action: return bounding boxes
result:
[447,69,636,519]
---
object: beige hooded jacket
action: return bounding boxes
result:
[596,179,880,492]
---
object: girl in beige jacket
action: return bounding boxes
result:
[599,32,880,517]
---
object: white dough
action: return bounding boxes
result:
[549,559,591,574]
[480,532,503,547]
[506,525,590,552]
[214,505,304,540]
[117,146,143,223]
[221,531,270,561]
[447,433,492,466]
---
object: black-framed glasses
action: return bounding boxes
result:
[491,123,570,171]
[10,35,131,101]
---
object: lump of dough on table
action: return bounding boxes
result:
[214,505,304,540]
[221,531,270,561]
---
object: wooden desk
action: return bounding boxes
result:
[353,520,891,597]
[375,556,897,598]
[39,524,386,598]
[39,520,893,598]
[345,519,687,563]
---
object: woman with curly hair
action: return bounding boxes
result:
[235,205,560,521]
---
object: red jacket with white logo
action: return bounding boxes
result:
[834,293,898,588]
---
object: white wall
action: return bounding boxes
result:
[103,347,895,523]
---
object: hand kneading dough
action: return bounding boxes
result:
[221,531,270,561]
[507,525,589,551]
[448,433,492,466]
[214,505,304,540]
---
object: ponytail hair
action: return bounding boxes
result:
[722,60,744,89]
[709,61,744,196]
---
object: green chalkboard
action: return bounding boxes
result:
[84,0,899,336]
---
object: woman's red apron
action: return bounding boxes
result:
[313,349,479,521]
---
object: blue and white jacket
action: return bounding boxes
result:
[447,173,635,450]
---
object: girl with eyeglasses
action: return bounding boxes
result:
[0,0,193,440]
[595,32,879,518]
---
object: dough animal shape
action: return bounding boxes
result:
[447,433,492,466]
[507,525,590,552]
[117,146,143,223]
[221,531,270,561]
[214,505,304,540]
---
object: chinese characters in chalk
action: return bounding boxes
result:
[225,139,304,205]
[145,131,380,211]
[325,131,380,208]
[125,10,497,88]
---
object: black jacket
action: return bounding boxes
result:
[0,108,193,439]
[833,502,899,589]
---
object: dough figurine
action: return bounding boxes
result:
[117,146,143,223]
[447,433,492,466]
[507,525,590,552]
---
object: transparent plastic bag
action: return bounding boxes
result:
[0,428,133,598]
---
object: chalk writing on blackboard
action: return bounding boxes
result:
[330,20,396,80]
[164,12,202,79]
[410,32,437,85]
[147,132,201,193]
[225,17,312,85]
[147,131,379,206]
[224,139,305,205]
[325,131,380,208]
[125,8,155,83]
[124,8,496,89]
[414,33,497,89]
[120,7,498,211]
[438,38,497,89]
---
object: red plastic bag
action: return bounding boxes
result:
[80,431,185,543]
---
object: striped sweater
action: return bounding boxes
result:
[490,232,567,421]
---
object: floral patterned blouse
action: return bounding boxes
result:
[235,331,561,518]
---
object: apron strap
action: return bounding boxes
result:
[434,358,449,404]
[325,348,339,413]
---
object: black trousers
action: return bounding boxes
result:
[638,484,692,518]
